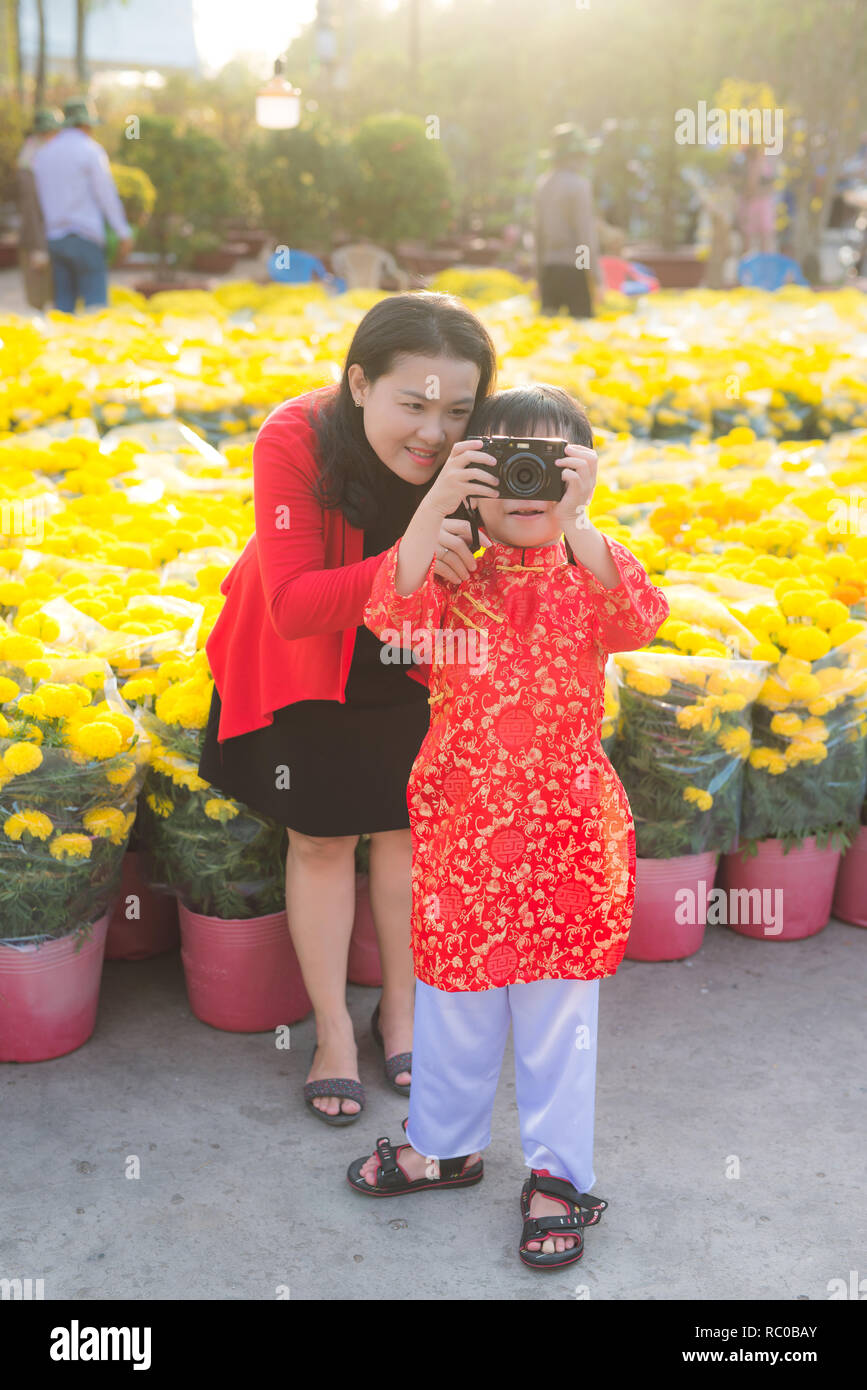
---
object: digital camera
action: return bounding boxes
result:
[470,435,570,502]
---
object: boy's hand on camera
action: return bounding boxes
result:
[433,517,492,584]
[553,444,597,530]
[422,438,499,521]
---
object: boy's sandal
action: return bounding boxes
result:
[304,1044,365,1126]
[346,1135,483,1196]
[518,1172,609,1271]
[371,1002,412,1096]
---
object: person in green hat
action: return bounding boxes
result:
[533,123,603,319]
[30,96,132,314]
[15,108,61,311]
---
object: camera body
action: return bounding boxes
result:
[471,435,569,502]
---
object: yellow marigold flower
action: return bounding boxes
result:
[120,676,157,701]
[828,619,865,648]
[797,717,829,743]
[786,626,831,662]
[786,740,828,765]
[23,722,44,744]
[718,727,751,758]
[778,590,819,619]
[203,797,239,822]
[676,703,706,729]
[786,673,822,701]
[38,684,81,719]
[0,636,44,664]
[0,713,9,737]
[625,670,671,697]
[770,712,802,738]
[16,692,45,718]
[707,692,748,712]
[752,641,781,662]
[807,696,836,716]
[683,786,713,810]
[48,832,93,860]
[2,741,43,775]
[105,758,137,785]
[813,598,850,631]
[69,721,123,760]
[4,808,53,840]
[83,806,129,844]
[0,676,20,702]
[23,659,53,681]
[145,792,173,818]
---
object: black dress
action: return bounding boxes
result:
[197,468,433,836]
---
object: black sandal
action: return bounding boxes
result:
[303,1044,365,1127]
[347,1134,483,1196]
[518,1171,608,1271]
[371,1001,412,1096]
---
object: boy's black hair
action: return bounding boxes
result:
[463,384,594,557]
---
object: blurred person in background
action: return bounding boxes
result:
[31,97,133,315]
[15,107,61,312]
[534,124,603,318]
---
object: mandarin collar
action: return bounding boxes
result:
[478,538,569,571]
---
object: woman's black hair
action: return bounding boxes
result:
[306,291,498,530]
[464,384,595,559]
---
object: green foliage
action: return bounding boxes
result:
[244,123,350,250]
[113,115,238,272]
[0,94,29,206]
[340,114,455,249]
[612,681,745,858]
[740,709,867,841]
[137,769,287,920]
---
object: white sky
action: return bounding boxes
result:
[192,0,317,75]
[192,0,405,76]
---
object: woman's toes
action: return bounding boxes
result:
[341,1098,361,1115]
[394,1070,411,1087]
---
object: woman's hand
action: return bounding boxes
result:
[553,444,598,530]
[433,516,493,584]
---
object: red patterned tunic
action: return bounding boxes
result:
[363,533,670,991]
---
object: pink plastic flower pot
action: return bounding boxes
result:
[177,903,312,1032]
[0,913,110,1063]
[831,825,867,928]
[718,836,841,940]
[625,851,719,961]
[347,872,382,987]
[105,850,180,960]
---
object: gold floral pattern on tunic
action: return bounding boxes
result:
[363,533,670,992]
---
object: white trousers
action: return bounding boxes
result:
[405,976,600,1193]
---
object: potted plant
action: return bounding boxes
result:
[128,661,311,1032]
[832,797,867,927]
[610,646,769,960]
[188,230,242,276]
[720,631,867,939]
[0,652,149,1061]
[104,815,179,961]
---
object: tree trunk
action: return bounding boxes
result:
[34,0,45,110]
[75,0,87,87]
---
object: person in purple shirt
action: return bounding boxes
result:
[31,97,132,314]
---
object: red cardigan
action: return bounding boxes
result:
[205,385,430,741]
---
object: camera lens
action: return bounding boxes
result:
[503,452,545,497]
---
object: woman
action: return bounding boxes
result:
[198,292,498,1124]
